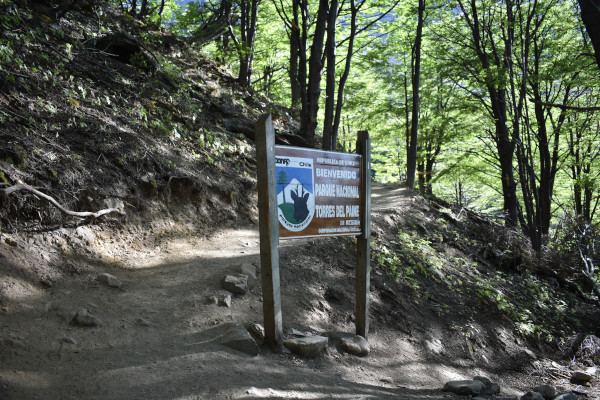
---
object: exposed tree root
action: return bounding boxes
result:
[0,183,125,219]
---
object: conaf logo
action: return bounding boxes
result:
[276,156,314,232]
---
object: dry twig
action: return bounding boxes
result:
[0,183,125,219]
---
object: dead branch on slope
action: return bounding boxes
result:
[0,183,125,219]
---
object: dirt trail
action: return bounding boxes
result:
[0,185,530,400]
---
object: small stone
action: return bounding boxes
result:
[553,393,578,400]
[520,391,544,400]
[283,336,328,358]
[220,324,259,356]
[571,371,594,383]
[97,273,122,288]
[443,380,485,396]
[490,383,501,395]
[220,294,232,308]
[5,338,25,349]
[474,376,500,395]
[63,337,77,344]
[136,318,152,327]
[340,335,370,356]
[207,296,219,305]
[72,309,102,327]
[237,263,257,280]
[533,384,555,399]
[40,278,53,287]
[4,237,17,247]
[246,323,265,345]
[380,377,394,384]
[289,328,305,337]
[222,274,248,295]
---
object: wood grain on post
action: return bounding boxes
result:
[355,130,371,339]
[254,114,283,351]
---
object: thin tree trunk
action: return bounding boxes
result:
[457,0,519,226]
[578,0,600,71]
[330,0,357,152]
[237,0,259,88]
[406,0,425,189]
[299,0,328,147]
[404,75,409,169]
[322,0,338,150]
[289,4,301,109]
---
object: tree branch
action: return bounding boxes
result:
[528,98,600,111]
[0,183,125,219]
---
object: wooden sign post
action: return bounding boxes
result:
[254,114,283,351]
[255,115,371,350]
[355,131,371,338]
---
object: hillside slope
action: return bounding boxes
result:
[1,2,599,399]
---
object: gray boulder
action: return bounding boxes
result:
[222,274,248,294]
[238,264,258,287]
[246,323,265,345]
[553,393,578,400]
[98,273,122,288]
[571,371,594,382]
[521,392,545,400]
[533,385,556,400]
[443,380,485,396]
[72,309,102,327]
[220,294,232,308]
[283,336,328,358]
[474,376,500,395]
[220,325,259,356]
[340,335,370,357]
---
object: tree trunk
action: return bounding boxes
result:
[329,0,358,151]
[457,0,519,226]
[404,75,410,170]
[237,0,259,88]
[417,160,425,194]
[578,0,600,71]
[496,107,519,227]
[424,152,436,196]
[298,0,309,115]
[406,0,425,189]
[455,181,463,207]
[289,11,301,109]
[299,0,328,147]
[139,0,149,18]
[158,0,165,18]
[322,0,338,150]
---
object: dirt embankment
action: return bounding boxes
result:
[1,183,599,399]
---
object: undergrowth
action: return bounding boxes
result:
[371,211,583,345]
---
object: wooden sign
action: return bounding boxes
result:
[275,145,362,239]
[255,114,371,351]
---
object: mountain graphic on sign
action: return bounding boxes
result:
[277,178,314,224]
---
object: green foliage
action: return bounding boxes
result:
[372,227,444,290]
[170,1,212,36]
[472,271,579,340]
